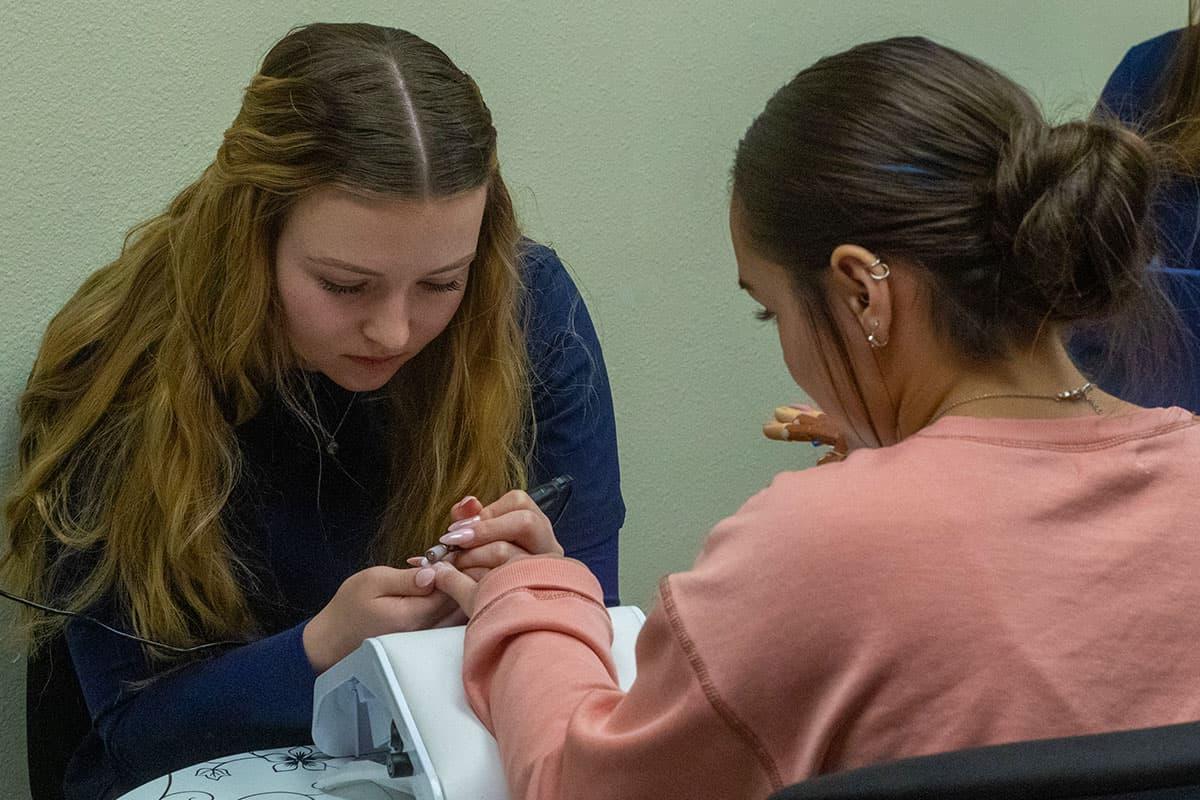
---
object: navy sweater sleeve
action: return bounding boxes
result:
[1073,28,1200,412]
[1096,29,1182,126]
[521,242,625,605]
[64,609,316,799]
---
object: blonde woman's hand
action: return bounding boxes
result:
[762,403,848,465]
[302,565,461,673]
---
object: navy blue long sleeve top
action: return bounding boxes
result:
[62,242,625,799]
[1070,28,1200,411]
[1097,29,1200,276]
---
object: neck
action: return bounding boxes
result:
[894,335,1122,438]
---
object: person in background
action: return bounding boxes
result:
[423,37,1200,799]
[1069,6,1200,410]
[0,23,623,800]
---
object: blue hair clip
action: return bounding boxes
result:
[880,162,936,177]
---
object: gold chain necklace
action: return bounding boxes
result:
[927,382,1101,427]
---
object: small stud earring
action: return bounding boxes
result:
[867,319,889,348]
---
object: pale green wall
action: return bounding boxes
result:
[0,1,1183,796]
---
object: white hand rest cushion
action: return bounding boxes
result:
[312,605,646,800]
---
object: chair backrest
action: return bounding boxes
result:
[769,720,1200,800]
[26,633,91,800]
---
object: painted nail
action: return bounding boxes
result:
[406,557,424,567]
[453,495,477,511]
[415,568,436,588]
[448,516,480,532]
[440,529,474,546]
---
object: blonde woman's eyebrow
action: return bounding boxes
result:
[307,253,475,277]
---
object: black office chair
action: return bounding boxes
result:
[26,633,91,800]
[770,720,1200,800]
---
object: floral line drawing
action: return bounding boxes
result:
[264,746,333,773]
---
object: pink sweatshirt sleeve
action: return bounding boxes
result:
[462,555,775,800]
[464,410,1200,796]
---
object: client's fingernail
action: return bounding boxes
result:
[454,495,477,511]
[440,529,474,546]
[415,568,436,588]
[406,557,424,566]
[448,515,481,532]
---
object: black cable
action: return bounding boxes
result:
[0,587,247,654]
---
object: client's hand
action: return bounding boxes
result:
[422,560,480,617]
[411,489,567,617]
[410,489,565,572]
[762,403,847,465]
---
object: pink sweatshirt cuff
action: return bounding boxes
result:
[471,555,605,621]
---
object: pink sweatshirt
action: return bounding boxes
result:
[463,407,1200,799]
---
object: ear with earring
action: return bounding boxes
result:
[864,257,890,348]
[867,257,890,281]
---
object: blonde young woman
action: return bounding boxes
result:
[1,23,623,799]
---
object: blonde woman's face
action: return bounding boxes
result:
[275,186,487,391]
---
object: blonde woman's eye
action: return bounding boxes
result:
[423,279,465,294]
[319,278,365,295]
[754,308,776,323]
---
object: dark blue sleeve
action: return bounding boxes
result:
[65,601,316,795]
[520,242,625,606]
[1097,29,1184,126]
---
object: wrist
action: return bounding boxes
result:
[302,613,336,674]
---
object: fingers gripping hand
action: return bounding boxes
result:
[762,404,847,464]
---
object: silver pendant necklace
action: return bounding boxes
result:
[322,392,358,456]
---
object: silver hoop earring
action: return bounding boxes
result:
[868,257,891,281]
[867,319,889,349]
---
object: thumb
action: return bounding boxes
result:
[429,561,479,616]
[363,565,435,597]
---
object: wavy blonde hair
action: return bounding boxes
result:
[2,23,529,655]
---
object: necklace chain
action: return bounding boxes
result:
[323,392,358,456]
[927,382,1101,427]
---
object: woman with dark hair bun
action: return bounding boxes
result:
[421,36,1200,800]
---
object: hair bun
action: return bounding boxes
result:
[990,120,1155,321]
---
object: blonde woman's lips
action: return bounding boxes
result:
[345,354,403,368]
